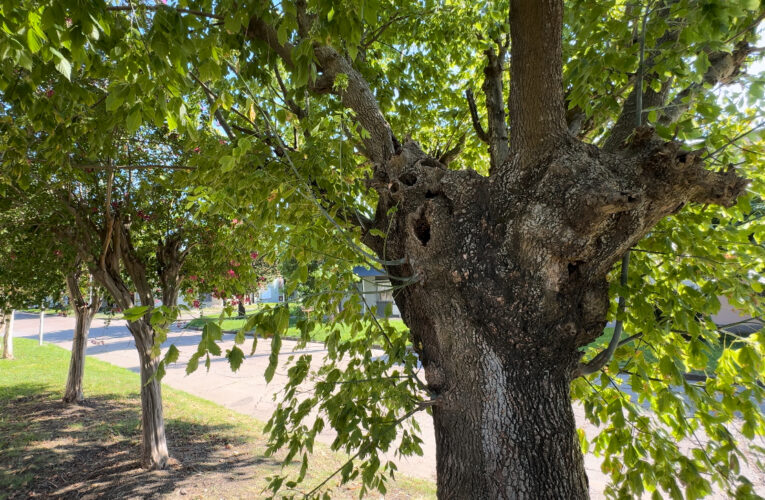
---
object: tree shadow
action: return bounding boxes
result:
[0,383,283,499]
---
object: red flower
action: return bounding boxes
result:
[193,147,200,153]
[227,269,236,277]
[189,275,197,281]
[193,300,200,308]
[45,89,54,98]
[219,139,226,145]
[250,252,258,260]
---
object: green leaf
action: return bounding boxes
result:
[164,344,180,365]
[26,29,44,54]
[126,109,142,133]
[123,305,149,321]
[186,352,201,375]
[49,47,71,80]
[226,346,245,371]
[265,333,282,383]
[106,92,124,112]
[220,156,236,173]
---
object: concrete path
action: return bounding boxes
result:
[9,312,765,498]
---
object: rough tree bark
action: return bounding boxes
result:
[246,0,750,496]
[63,270,100,404]
[129,318,170,469]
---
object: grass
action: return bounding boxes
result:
[186,313,410,342]
[0,338,435,499]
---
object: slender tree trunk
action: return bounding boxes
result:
[38,307,44,346]
[2,310,14,359]
[64,272,100,403]
[128,319,169,469]
[63,306,94,403]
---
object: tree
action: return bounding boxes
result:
[2,0,764,497]
[0,110,273,468]
[0,204,68,359]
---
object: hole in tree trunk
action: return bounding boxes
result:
[399,172,417,186]
[567,260,584,276]
[413,209,431,246]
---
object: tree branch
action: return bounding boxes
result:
[190,72,236,141]
[482,44,509,174]
[659,42,755,125]
[574,253,630,377]
[73,164,193,170]
[507,0,567,159]
[465,89,489,143]
[107,4,222,20]
[603,6,668,152]
[245,13,395,164]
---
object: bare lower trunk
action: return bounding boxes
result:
[129,320,170,469]
[402,299,589,499]
[431,335,588,498]
[63,308,94,403]
[2,310,13,359]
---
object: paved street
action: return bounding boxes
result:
[8,312,765,498]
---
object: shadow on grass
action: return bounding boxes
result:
[0,383,281,499]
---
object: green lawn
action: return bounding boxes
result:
[0,338,434,499]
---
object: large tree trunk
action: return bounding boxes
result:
[398,286,590,498]
[2,310,13,359]
[361,137,745,499]
[128,319,170,470]
[432,348,588,497]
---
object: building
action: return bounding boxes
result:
[353,267,401,318]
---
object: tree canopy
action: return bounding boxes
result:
[2,0,765,498]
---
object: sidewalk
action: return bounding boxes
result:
[9,312,765,498]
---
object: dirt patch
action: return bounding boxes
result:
[0,387,428,499]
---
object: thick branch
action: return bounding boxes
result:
[312,46,395,164]
[482,45,509,174]
[245,16,295,70]
[508,0,567,158]
[245,14,395,164]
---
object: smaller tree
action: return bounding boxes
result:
[0,204,68,359]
